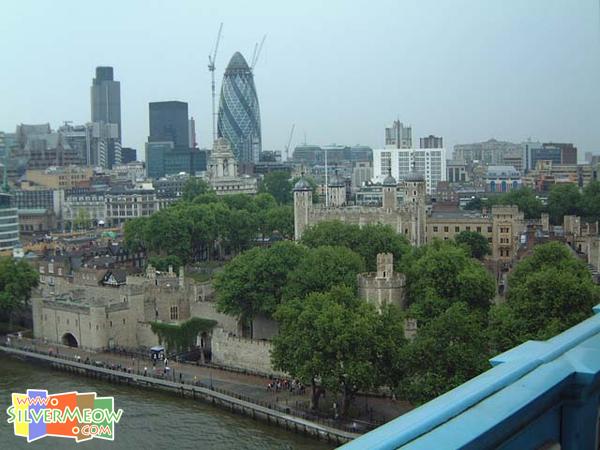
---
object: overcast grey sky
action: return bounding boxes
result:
[1,0,599,157]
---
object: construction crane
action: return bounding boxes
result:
[208,22,223,144]
[250,35,266,71]
[284,124,295,161]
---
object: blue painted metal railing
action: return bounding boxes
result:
[339,304,600,450]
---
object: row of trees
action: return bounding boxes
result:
[124,179,294,264]
[214,220,599,412]
[0,257,39,328]
[466,182,600,224]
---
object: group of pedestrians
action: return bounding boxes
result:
[266,378,306,395]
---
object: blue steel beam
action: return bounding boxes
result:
[339,305,600,450]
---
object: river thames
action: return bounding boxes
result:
[0,355,332,449]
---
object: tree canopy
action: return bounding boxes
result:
[471,187,543,219]
[272,286,397,415]
[547,184,582,224]
[455,231,491,260]
[283,245,365,301]
[214,241,308,322]
[182,177,212,202]
[398,302,489,404]
[489,242,599,352]
[259,171,293,204]
[0,258,39,321]
[300,221,410,271]
[124,192,293,263]
[404,241,495,324]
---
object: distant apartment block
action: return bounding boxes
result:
[373,148,447,194]
[420,135,443,149]
[385,121,412,148]
[454,139,520,165]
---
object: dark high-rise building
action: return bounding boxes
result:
[90,67,122,168]
[91,67,121,139]
[145,142,206,179]
[217,52,262,163]
[121,147,137,164]
[149,101,189,147]
[543,142,577,165]
[420,135,443,149]
[145,101,205,178]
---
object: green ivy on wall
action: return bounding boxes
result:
[150,317,217,352]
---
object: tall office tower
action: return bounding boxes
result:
[217,52,262,163]
[420,135,443,149]
[189,117,197,148]
[385,121,412,148]
[91,67,121,138]
[90,67,122,168]
[149,101,189,147]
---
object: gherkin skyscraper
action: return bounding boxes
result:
[217,52,262,163]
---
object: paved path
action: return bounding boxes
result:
[5,337,411,430]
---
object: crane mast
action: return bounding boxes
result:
[285,124,295,161]
[208,23,223,145]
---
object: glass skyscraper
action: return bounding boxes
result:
[217,52,262,163]
[149,101,189,148]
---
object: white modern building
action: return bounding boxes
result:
[373,148,447,195]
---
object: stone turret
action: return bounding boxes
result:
[382,171,397,212]
[402,170,427,246]
[293,175,313,241]
[358,253,406,311]
[327,171,346,208]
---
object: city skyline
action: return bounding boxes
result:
[1,0,600,157]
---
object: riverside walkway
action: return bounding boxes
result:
[0,337,409,430]
[0,343,359,445]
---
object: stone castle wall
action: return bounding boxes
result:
[210,328,284,376]
[357,273,406,310]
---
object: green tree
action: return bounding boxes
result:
[214,242,308,323]
[300,221,410,271]
[373,304,407,390]
[272,286,381,415]
[354,224,411,272]
[123,217,149,252]
[490,242,599,352]
[464,197,483,211]
[455,231,491,260]
[485,187,544,219]
[182,177,212,201]
[73,209,91,230]
[0,258,39,325]
[263,205,294,239]
[260,171,293,204]
[398,302,489,404]
[284,245,365,301]
[148,255,183,273]
[404,241,495,324]
[547,184,582,224]
[581,181,600,221]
